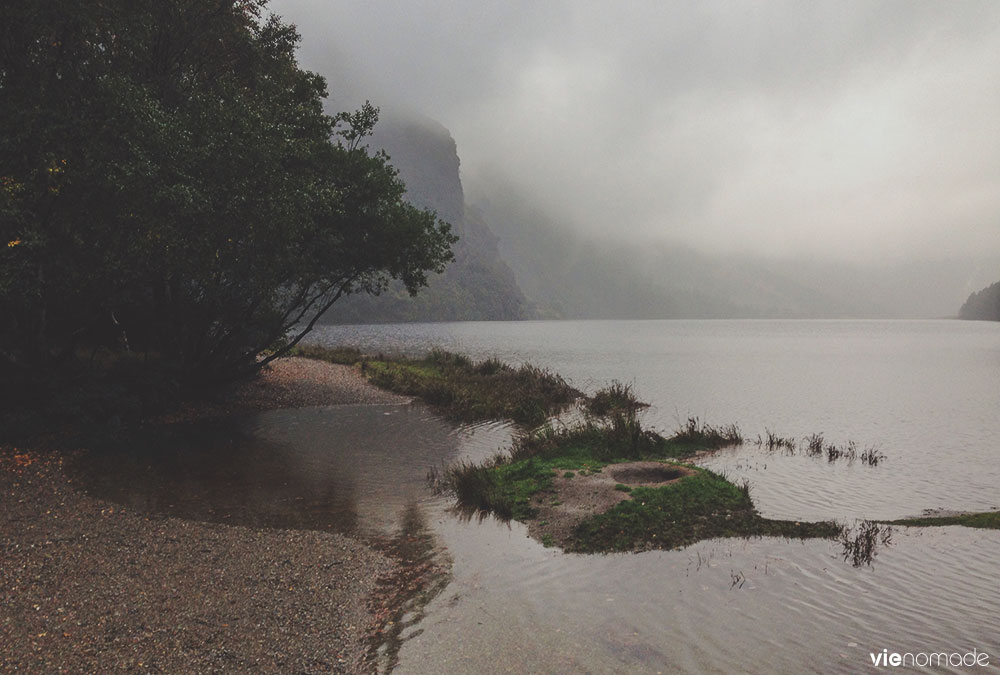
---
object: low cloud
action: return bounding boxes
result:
[274,0,1000,264]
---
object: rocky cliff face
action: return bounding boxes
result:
[323,114,529,324]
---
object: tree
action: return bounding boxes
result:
[0,0,456,390]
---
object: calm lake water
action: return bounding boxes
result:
[313,319,1000,673]
[82,320,1000,673]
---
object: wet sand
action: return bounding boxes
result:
[0,358,416,674]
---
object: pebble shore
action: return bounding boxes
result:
[1,358,417,673]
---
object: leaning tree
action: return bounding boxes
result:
[1,0,455,387]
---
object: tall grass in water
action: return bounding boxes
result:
[840,521,893,567]
[586,381,649,417]
[804,433,824,457]
[673,417,744,448]
[758,429,797,452]
[860,445,886,466]
[428,457,514,520]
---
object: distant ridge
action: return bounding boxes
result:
[959,280,1000,321]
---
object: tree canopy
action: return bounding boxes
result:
[1,0,456,393]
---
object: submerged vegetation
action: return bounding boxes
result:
[840,521,894,567]
[887,511,1000,530]
[673,416,744,449]
[756,431,886,466]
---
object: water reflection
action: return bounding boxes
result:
[70,404,491,537]
[60,394,1000,674]
[371,502,453,674]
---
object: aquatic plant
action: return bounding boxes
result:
[840,520,893,567]
[804,433,825,457]
[759,429,797,452]
[860,445,886,466]
[586,381,649,417]
[429,455,518,520]
[673,417,744,448]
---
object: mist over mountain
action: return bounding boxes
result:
[323,115,529,323]
[467,173,999,320]
[470,179,848,319]
[270,0,1000,323]
[323,109,996,322]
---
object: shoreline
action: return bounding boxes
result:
[1,357,423,674]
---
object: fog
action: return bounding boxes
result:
[271,0,999,301]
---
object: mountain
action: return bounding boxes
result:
[959,281,1000,320]
[323,115,529,323]
[323,111,993,323]
[470,181,858,319]
[467,174,999,320]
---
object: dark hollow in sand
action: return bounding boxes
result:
[608,464,689,485]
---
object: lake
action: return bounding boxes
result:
[311,319,1000,673]
[83,320,1000,673]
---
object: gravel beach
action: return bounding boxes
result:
[1,358,421,674]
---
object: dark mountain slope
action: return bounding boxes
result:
[323,115,529,323]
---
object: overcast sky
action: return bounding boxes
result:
[271,0,1000,265]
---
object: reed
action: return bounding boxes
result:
[673,416,744,448]
[840,520,893,567]
[586,380,649,417]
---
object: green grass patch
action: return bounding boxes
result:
[294,347,580,426]
[886,511,1000,529]
[570,470,838,553]
[432,413,838,553]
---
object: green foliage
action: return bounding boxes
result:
[321,130,530,324]
[0,1,456,411]
[435,411,839,553]
[570,470,753,552]
[357,350,579,426]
